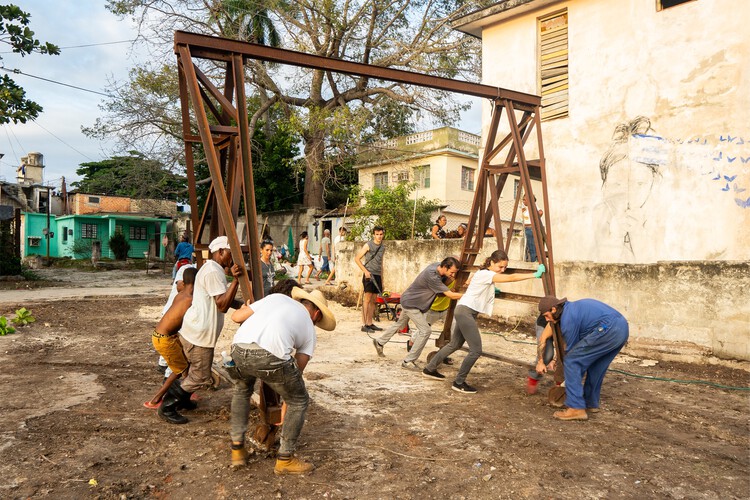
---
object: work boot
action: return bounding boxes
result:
[231,442,249,467]
[274,455,314,475]
[171,380,197,411]
[157,387,188,425]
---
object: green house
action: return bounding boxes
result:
[23,212,169,260]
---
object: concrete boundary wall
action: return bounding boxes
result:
[335,239,749,360]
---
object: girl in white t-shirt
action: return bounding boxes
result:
[422,249,544,394]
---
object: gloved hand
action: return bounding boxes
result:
[533,263,546,278]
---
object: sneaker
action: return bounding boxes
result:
[231,443,249,467]
[451,381,478,394]
[361,325,373,333]
[372,339,385,357]
[274,456,315,475]
[422,368,445,380]
[401,360,421,371]
[369,324,383,331]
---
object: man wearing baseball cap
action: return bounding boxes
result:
[228,285,336,475]
[536,295,629,421]
[160,236,242,423]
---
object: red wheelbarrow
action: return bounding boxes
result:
[373,291,401,322]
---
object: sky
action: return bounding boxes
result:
[1,1,145,189]
[1,1,482,191]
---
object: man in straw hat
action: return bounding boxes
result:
[228,285,336,475]
[536,295,629,421]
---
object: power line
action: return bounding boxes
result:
[0,39,136,54]
[31,119,96,162]
[0,67,111,97]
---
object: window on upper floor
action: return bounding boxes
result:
[393,170,410,183]
[88,196,100,204]
[373,172,389,190]
[539,9,568,121]
[413,165,430,188]
[461,166,475,191]
[129,226,148,240]
[657,0,695,10]
[82,223,98,239]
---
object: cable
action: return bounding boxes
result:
[0,39,136,54]
[0,67,111,97]
[31,120,96,161]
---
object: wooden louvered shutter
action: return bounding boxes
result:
[540,11,568,120]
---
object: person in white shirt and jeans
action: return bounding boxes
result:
[422,250,545,394]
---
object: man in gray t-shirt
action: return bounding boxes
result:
[373,257,463,370]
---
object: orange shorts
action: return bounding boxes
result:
[152,331,188,375]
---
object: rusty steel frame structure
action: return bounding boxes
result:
[174,30,559,427]
[174,30,556,303]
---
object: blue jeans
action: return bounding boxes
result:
[563,318,629,409]
[230,343,309,455]
[525,226,537,262]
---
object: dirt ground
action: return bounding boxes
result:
[0,268,748,499]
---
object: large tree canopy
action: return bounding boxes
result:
[72,153,187,201]
[96,0,483,208]
[0,4,59,124]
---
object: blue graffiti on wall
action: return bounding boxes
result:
[681,134,750,208]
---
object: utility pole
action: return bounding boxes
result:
[46,186,51,265]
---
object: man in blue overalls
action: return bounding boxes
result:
[536,296,629,421]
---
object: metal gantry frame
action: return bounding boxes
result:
[174,29,558,435]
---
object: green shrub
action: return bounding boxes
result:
[109,233,131,260]
[12,308,35,326]
[72,239,94,258]
[0,316,16,336]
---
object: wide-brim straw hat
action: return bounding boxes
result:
[291,288,336,331]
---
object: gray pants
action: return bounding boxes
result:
[229,343,309,456]
[425,305,482,384]
[376,306,432,363]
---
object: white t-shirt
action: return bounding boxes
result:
[458,269,496,316]
[179,260,228,348]
[162,264,197,316]
[232,294,316,360]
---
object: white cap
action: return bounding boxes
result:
[208,235,231,253]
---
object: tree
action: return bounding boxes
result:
[350,183,440,240]
[0,4,59,124]
[72,152,187,201]
[101,0,482,208]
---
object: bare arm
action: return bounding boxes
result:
[294,352,311,373]
[354,243,371,278]
[215,264,242,313]
[536,323,554,374]
[231,301,254,323]
[443,290,463,300]
[431,225,440,239]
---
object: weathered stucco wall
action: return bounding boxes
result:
[481,0,750,263]
[335,240,749,360]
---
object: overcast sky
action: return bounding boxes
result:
[1,1,481,191]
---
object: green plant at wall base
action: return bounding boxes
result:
[12,307,34,326]
[109,232,131,260]
[71,239,94,258]
[0,316,16,335]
